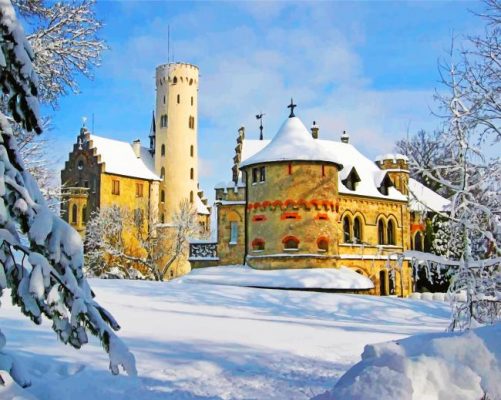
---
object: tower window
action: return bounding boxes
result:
[190,191,194,204]
[259,166,266,182]
[161,190,165,203]
[112,180,120,195]
[72,204,78,224]
[161,213,165,224]
[160,115,168,128]
[190,145,194,157]
[283,236,299,250]
[136,183,143,198]
[322,165,325,177]
[252,238,265,251]
[161,144,165,156]
[82,206,87,224]
[190,168,194,180]
[252,168,258,183]
[191,96,194,106]
[177,94,180,104]
[173,76,177,84]
[188,116,195,129]
[317,237,329,252]
[163,95,165,104]
[160,167,165,180]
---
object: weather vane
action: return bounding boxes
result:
[256,113,265,140]
[287,98,297,118]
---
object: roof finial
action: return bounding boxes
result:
[82,116,87,128]
[256,113,265,140]
[287,98,297,118]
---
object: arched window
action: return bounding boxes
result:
[82,206,87,224]
[190,168,194,180]
[72,204,78,224]
[378,219,385,245]
[160,167,165,180]
[353,217,362,243]
[343,216,351,243]
[161,190,165,203]
[317,237,329,252]
[283,236,299,250]
[414,231,423,251]
[173,76,177,84]
[177,94,180,104]
[252,238,265,251]
[387,219,395,245]
[190,191,194,204]
[161,144,165,156]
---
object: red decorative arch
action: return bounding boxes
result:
[252,238,265,250]
[282,235,300,244]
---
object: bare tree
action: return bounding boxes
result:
[84,200,200,281]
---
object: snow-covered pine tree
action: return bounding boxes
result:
[0,0,135,389]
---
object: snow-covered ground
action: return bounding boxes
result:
[1,278,451,399]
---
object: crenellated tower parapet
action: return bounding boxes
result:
[375,153,409,195]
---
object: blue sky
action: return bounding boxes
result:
[44,0,481,200]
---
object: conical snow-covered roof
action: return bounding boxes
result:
[239,117,343,168]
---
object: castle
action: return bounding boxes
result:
[61,62,211,276]
[190,102,449,297]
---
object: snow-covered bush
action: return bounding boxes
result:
[0,0,135,389]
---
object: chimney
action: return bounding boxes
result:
[311,121,319,139]
[341,130,350,143]
[132,139,141,158]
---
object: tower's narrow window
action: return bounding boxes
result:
[322,165,325,177]
[252,168,258,183]
[190,168,194,180]
[378,219,385,245]
[161,144,165,156]
[387,219,395,245]
[190,191,194,203]
[343,216,351,243]
[161,190,165,203]
[72,204,78,224]
[190,145,194,157]
[173,76,177,84]
[230,222,238,244]
[354,217,362,243]
[177,94,180,104]
[259,166,266,182]
[160,167,165,180]
[191,96,194,106]
[163,95,165,104]
[288,163,292,175]
[82,206,87,224]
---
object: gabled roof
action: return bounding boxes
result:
[239,117,343,168]
[408,178,450,213]
[88,134,161,181]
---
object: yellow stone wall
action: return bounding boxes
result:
[155,63,200,224]
[245,161,339,269]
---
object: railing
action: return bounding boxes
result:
[189,242,218,260]
[61,187,89,197]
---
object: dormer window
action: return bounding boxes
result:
[342,168,361,191]
[378,174,393,196]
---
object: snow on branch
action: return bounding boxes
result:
[0,0,135,388]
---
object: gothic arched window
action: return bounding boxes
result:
[378,219,385,245]
[343,216,351,243]
[387,219,395,245]
[414,231,423,251]
[72,204,78,224]
[354,217,362,243]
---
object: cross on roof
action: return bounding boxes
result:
[287,98,297,118]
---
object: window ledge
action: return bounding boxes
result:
[283,248,299,252]
[317,249,327,253]
[229,241,237,245]
[252,249,264,253]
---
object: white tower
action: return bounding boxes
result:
[154,63,199,223]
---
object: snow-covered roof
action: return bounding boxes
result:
[374,153,409,162]
[240,117,343,168]
[238,124,407,201]
[88,134,160,181]
[195,194,211,215]
[408,178,450,213]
